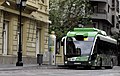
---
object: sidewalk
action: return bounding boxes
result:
[0,64,58,71]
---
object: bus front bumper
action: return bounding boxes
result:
[64,61,92,66]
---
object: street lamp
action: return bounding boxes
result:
[16,0,27,66]
[5,0,10,6]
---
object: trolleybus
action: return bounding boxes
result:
[61,28,118,69]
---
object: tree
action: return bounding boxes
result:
[49,0,92,40]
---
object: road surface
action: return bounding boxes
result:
[0,66,120,76]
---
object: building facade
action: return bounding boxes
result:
[89,0,119,35]
[0,0,50,64]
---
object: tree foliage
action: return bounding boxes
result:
[49,0,92,40]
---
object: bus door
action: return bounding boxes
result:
[61,37,67,55]
[61,37,67,64]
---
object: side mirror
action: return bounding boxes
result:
[61,38,65,46]
[61,41,64,46]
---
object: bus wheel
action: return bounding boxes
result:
[109,60,113,69]
[100,58,102,67]
[106,60,113,69]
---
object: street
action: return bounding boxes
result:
[0,66,120,76]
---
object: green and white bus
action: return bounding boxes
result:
[61,28,118,69]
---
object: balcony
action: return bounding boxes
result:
[26,0,49,14]
[26,0,38,13]
[91,9,107,20]
[91,13,107,20]
[90,0,107,3]
[0,0,38,13]
[0,0,49,15]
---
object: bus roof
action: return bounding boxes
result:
[67,28,107,37]
[98,35,117,44]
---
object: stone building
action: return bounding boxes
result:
[0,0,50,64]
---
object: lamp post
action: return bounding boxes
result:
[16,0,27,66]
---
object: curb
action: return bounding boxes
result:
[0,65,58,71]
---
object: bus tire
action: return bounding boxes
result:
[109,60,113,69]
[98,58,102,69]
[105,60,113,69]
[100,58,102,67]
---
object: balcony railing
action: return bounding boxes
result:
[27,0,38,9]
[1,0,49,14]
[90,0,107,3]
[27,0,48,14]
[91,13,107,20]
[92,9,106,14]
[91,9,107,20]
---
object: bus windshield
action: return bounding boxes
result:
[66,37,94,56]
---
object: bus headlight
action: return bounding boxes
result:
[65,61,67,64]
[95,60,97,63]
[68,58,76,61]
[68,58,71,61]
[89,61,91,64]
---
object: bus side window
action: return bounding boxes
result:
[97,40,103,54]
[61,38,65,46]
[61,41,64,46]
[96,38,101,54]
[93,42,97,54]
